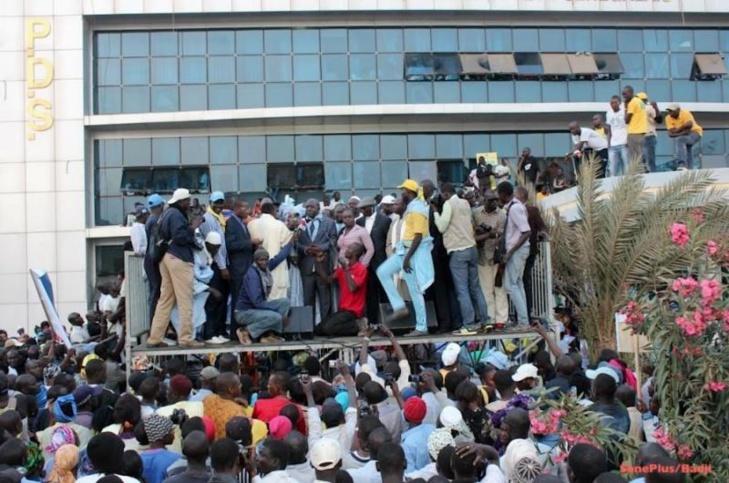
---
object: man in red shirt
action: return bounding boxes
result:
[252,373,306,434]
[314,243,369,336]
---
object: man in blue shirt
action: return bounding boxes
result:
[401,396,435,473]
[140,414,181,483]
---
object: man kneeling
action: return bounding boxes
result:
[234,247,291,344]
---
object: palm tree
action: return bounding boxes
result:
[548,158,729,357]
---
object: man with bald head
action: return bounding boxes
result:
[162,430,211,483]
[297,198,338,322]
[203,372,246,439]
[569,120,608,176]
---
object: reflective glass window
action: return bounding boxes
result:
[180,84,207,110]
[517,133,543,156]
[122,32,149,56]
[325,162,352,190]
[99,168,123,196]
[463,134,489,158]
[539,29,565,51]
[98,139,123,168]
[265,83,293,107]
[293,55,320,81]
[701,129,724,154]
[381,161,408,188]
[697,81,721,102]
[377,53,404,80]
[408,161,437,182]
[406,83,433,103]
[210,164,238,192]
[97,87,121,113]
[151,86,178,112]
[208,31,235,54]
[568,81,593,102]
[486,28,512,52]
[208,84,236,109]
[621,53,644,79]
[645,53,669,78]
[236,30,263,54]
[209,56,236,83]
[295,135,323,162]
[376,29,403,53]
[354,162,380,189]
[488,81,514,102]
[236,84,264,108]
[96,198,123,226]
[97,59,121,86]
[322,55,348,81]
[351,81,377,104]
[592,29,617,51]
[458,28,485,52]
[268,164,297,191]
[461,82,487,103]
[436,134,463,158]
[434,82,460,103]
[350,54,376,80]
[122,58,149,85]
[432,28,458,52]
[123,138,152,166]
[182,31,206,55]
[381,135,407,160]
[542,82,567,102]
[618,29,644,52]
[349,29,376,53]
[545,133,570,156]
[322,82,349,105]
[267,135,294,162]
[594,80,619,102]
[122,86,149,113]
[490,134,516,158]
[378,81,405,104]
[265,30,292,54]
[670,30,693,51]
[404,28,431,52]
[181,137,209,165]
[181,57,207,83]
[151,57,177,85]
[437,160,466,184]
[643,30,668,52]
[293,30,320,54]
[238,136,266,164]
[152,138,180,166]
[694,30,719,51]
[515,80,541,102]
[408,134,435,159]
[237,56,263,82]
[151,31,178,56]
[670,53,694,79]
[645,80,670,101]
[324,135,352,161]
[239,164,267,192]
[294,83,321,106]
[672,80,696,101]
[321,29,347,53]
[565,28,590,51]
[513,29,539,51]
[353,135,379,160]
[265,55,292,82]
[97,33,120,57]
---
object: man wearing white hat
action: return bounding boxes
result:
[148,188,204,348]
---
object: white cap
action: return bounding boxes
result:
[310,438,342,470]
[380,195,396,205]
[439,406,464,429]
[511,363,539,382]
[169,188,191,205]
[205,231,222,245]
[441,342,461,366]
[586,366,620,383]
[666,103,680,112]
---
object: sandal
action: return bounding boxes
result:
[236,328,252,345]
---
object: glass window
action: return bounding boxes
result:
[151,57,177,85]
[294,82,321,106]
[151,86,178,112]
[539,29,565,51]
[97,87,121,113]
[208,31,235,54]
[461,83,487,103]
[181,31,206,55]
[265,55,292,82]
[237,56,263,82]
[380,135,407,160]
[121,32,148,57]
[352,135,379,160]
[405,53,434,80]
[96,198,123,226]
[645,80,670,101]
[325,162,352,190]
[408,134,435,159]
[98,139,123,168]
[669,30,693,52]
[295,135,323,162]
[322,81,349,105]
[594,80,619,102]
[378,81,405,104]
[542,82,567,102]
[99,167,123,196]
[180,84,207,111]
[179,167,210,193]
[210,164,238,193]
[381,161,408,188]
[236,30,263,54]
[458,28,485,52]
[408,161,437,182]
[97,58,120,86]
[350,54,376,80]
[123,138,151,166]
[515,80,541,102]
[151,31,178,56]
[488,81,514,102]
[265,83,293,107]
[122,86,149,113]
[645,54,669,78]
[349,29,376,53]
[264,30,292,54]
[322,54,348,81]
[545,133,569,156]
[181,57,207,83]
[406,83,433,104]
[486,28,512,52]
[513,29,539,52]
[618,29,644,52]
[694,30,719,51]
[354,162,380,189]
[696,81,721,102]
[152,138,180,166]
[267,164,296,189]
[267,135,294,162]
[238,136,266,163]
[120,168,151,192]
[181,137,209,165]
[377,53,404,80]
[324,135,352,161]
[621,53,644,79]
[122,58,149,85]
[432,28,458,52]
[517,133,544,157]
[701,129,724,154]
[434,82,460,103]
[404,28,431,52]
[490,134,516,158]
[437,160,466,184]
[239,164,267,192]
[96,33,120,57]
[293,30,319,53]
[622,79,645,94]
[643,30,668,52]
[209,56,236,83]
[592,29,617,51]
[236,84,264,108]
[567,81,593,102]
[321,29,347,53]
[672,80,696,102]
[435,134,463,158]
[514,53,543,75]
[351,81,377,104]
[463,134,489,158]
[208,84,236,109]
[293,55,320,81]
[565,28,590,51]
[377,29,403,53]
[671,53,694,79]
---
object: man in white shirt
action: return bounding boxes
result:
[569,121,608,175]
[605,95,630,177]
[130,209,149,255]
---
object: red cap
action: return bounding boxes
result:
[403,396,427,424]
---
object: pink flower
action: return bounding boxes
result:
[551,409,566,420]
[704,381,727,392]
[707,240,719,256]
[677,444,694,460]
[621,301,645,327]
[699,279,721,307]
[671,277,698,297]
[654,427,676,452]
[553,452,568,464]
[670,223,690,247]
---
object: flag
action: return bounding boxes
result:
[29,269,72,348]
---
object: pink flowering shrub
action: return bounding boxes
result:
[670,222,690,247]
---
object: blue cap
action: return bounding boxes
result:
[147,194,164,208]
[210,191,225,203]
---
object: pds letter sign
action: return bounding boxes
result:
[25,18,54,141]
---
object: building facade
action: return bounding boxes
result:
[2,0,729,329]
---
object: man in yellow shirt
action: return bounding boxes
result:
[665,103,703,169]
[623,85,647,166]
[376,179,434,336]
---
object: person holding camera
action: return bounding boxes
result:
[473,190,508,329]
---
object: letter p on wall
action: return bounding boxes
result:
[25,18,54,141]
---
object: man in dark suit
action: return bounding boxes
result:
[225,199,260,339]
[356,197,392,323]
[298,198,338,322]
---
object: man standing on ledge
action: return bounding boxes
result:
[377,179,434,336]
[148,188,203,348]
[623,85,647,165]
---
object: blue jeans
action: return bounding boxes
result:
[608,144,629,176]
[377,252,427,332]
[674,132,701,169]
[234,298,289,339]
[448,247,488,326]
[505,244,530,324]
[643,135,657,172]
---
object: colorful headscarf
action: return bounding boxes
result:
[45,425,78,454]
[46,444,79,483]
[24,441,45,477]
[53,394,77,423]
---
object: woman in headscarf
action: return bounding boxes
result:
[45,444,78,483]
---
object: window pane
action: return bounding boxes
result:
[182,31,206,55]
[297,163,324,188]
[697,81,721,102]
[96,197,123,225]
[514,53,542,75]
[294,82,321,106]
[464,134,489,157]
[694,30,719,51]
[353,135,379,160]
[567,81,593,102]
[293,55,320,81]
[236,84,264,108]
[99,167,123,196]
[458,28,485,52]
[151,31,178,56]
[515,80,541,102]
[461,82,487,103]
[151,86,178,112]
[122,32,148,56]
[237,30,263,54]
[179,167,210,192]
[97,87,121,113]
[265,29,292,54]
[594,80,619,102]
[321,29,347,53]
[406,83,433,104]
[621,53,644,79]
[237,56,263,82]
[239,164,267,192]
[517,133,544,157]
[404,28,431,52]
[618,29,643,52]
[208,84,236,109]
[350,81,377,104]
[377,135,404,160]
[672,80,695,102]
[124,138,151,166]
[322,54,348,81]
[350,54,376,80]
[701,129,724,154]
[378,81,405,104]
[268,136,294,162]
[265,55,292,82]
[377,53,403,80]
[670,53,693,79]
[151,57,178,85]
[381,161,408,188]
[408,161,437,182]
[181,137,209,164]
[377,29,403,53]
[513,28,538,51]
[98,139,123,168]
[490,134,516,158]
[486,28,512,52]
[545,133,569,156]
[210,164,238,193]
[208,31,234,54]
[152,138,179,166]
[293,30,319,53]
[592,29,617,51]
[239,136,266,163]
[434,82,460,103]
[97,33,120,57]
[181,57,207,83]
[645,54,669,78]
[542,82,567,102]
[354,162,380,189]
[432,28,458,52]
[436,134,463,158]
[539,29,565,51]
[97,58,120,86]
[488,81,514,102]
[437,161,466,184]
[324,135,351,161]
[349,29,375,53]
[296,135,323,162]
[122,86,149,112]
[565,29,590,51]
[669,30,693,52]
[643,30,668,52]
[325,162,352,190]
[180,84,207,110]
[408,134,434,159]
[322,82,349,105]
[122,58,149,85]
[265,83,292,107]
[209,56,236,83]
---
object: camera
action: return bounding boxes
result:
[477,162,494,179]
[408,374,422,384]
[358,399,372,416]
[170,408,188,426]
[383,372,395,385]
[328,360,338,368]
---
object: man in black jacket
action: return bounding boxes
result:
[144,194,165,324]
[356,197,391,323]
[147,188,203,348]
